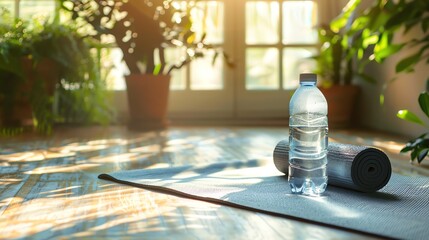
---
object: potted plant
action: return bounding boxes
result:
[314,0,365,128]
[0,12,58,133]
[0,11,31,131]
[347,0,429,163]
[37,23,111,128]
[58,0,227,130]
[0,10,110,134]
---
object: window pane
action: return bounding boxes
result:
[246,2,279,44]
[103,47,187,91]
[190,49,223,90]
[282,1,317,44]
[246,48,279,90]
[165,48,186,90]
[19,0,55,20]
[0,1,14,14]
[102,48,127,91]
[283,48,317,89]
[192,1,224,44]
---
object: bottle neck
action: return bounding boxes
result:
[300,81,316,86]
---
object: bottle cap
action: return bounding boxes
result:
[299,73,317,83]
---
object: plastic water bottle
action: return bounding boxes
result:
[288,73,328,196]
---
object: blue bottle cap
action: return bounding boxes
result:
[300,73,317,83]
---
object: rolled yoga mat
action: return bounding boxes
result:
[273,139,392,192]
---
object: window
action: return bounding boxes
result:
[0,0,56,20]
[245,0,317,90]
[0,1,14,13]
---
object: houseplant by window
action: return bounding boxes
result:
[0,10,110,134]
[0,12,60,134]
[314,0,366,128]
[58,0,229,130]
[346,0,429,163]
[325,0,429,162]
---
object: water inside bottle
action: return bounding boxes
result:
[289,113,328,195]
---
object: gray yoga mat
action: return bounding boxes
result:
[274,139,392,192]
[99,159,429,239]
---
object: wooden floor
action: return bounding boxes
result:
[1,126,428,239]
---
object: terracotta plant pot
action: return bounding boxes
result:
[0,57,59,128]
[125,74,171,130]
[320,85,360,128]
[20,57,58,96]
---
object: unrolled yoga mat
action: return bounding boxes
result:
[99,159,429,239]
[273,139,392,192]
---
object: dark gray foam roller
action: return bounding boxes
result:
[273,139,392,192]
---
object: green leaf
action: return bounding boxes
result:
[395,52,422,73]
[374,44,404,63]
[330,0,361,32]
[411,149,418,161]
[418,133,429,139]
[400,145,413,153]
[368,10,390,33]
[363,35,378,49]
[357,48,364,60]
[379,94,385,106]
[385,4,414,30]
[378,32,392,47]
[403,134,429,154]
[404,137,429,163]
[397,110,424,125]
[153,63,161,75]
[410,135,429,147]
[417,148,429,163]
[349,16,369,35]
[418,92,429,118]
